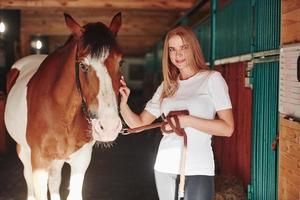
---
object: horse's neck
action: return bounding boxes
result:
[28,38,81,115]
[51,39,79,104]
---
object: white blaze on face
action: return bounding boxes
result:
[84,52,122,142]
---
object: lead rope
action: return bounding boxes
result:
[161,110,189,199]
[178,133,187,199]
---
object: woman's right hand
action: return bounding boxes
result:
[119,76,130,107]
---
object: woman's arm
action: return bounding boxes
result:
[119,77,156,129]
[120,105,156,128]
[177,108,234,137]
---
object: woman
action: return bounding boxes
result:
[119,26,234,200]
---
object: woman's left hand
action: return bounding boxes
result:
[163,115,189,132]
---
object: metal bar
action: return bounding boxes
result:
[213,49,279,66]
[253,55,279,64]
[210,0,217,68]
[214,54,252,65]
[253,49,280,58]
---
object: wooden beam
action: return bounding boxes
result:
[21,9,181,36]
[12,1,198,57]
[37,34,161,57]
[0,0,196,10]
[20,8,178,56]
[21,20,174,36]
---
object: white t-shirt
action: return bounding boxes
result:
[145,71,232,176]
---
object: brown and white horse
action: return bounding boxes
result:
[4,13,123,200]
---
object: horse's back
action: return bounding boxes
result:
[4,54,47,146]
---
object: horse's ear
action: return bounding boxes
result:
[109,12,122,36]
[64,13,83,39]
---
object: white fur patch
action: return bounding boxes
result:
[4,55,47,147]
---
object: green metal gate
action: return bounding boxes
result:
[248,61,279,200]
[194,19,211,62]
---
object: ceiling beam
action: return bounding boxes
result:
[4,0,199,57]
[21,9,179,36]
[0,0,195,11]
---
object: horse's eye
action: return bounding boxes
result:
[119,60,125,68]
[79,62,89,73]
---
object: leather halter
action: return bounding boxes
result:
[75,60,90,121]
[121,110,189,199]
[75,45,95,122]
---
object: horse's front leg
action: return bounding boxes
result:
[17,144,35,200]
[48,160,65,200]
[31,150,50,200]
[67,142,94,200]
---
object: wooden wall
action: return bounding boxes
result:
[19,8,183,57]
[281,0,300,44]
[279,1,300,199]
[278,116,300,200]
[213,62,252,190]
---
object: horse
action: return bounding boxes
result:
[4,12,123,200]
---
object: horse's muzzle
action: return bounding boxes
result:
[90,118,122,142]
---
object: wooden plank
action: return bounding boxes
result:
[280,165,300,185]
[46,34,161,57]
[3,1,199,57]
[281,116,300,130]
[279,175,300,200]
[282,0,300,14]
[280,151,300,174]
[281,7,300,44]
[280,126,299,145]
[21,20,172,36]
[21,9,179,35]
[19,9,181,56]
[0,0,196,10]
[280,140,300,156]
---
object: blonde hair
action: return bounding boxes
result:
[161,25,209,100]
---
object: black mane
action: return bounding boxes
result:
[82,22,118,58]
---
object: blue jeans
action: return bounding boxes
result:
[154,170,214,200]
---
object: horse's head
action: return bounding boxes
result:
[64,13,123,143]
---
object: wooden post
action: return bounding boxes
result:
[0,93,7,155]
[20,32,30,57]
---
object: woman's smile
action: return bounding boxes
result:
[175,59,186,64]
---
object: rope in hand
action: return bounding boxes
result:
[121,110,189,199]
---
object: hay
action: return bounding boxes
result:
[214,176,246,200]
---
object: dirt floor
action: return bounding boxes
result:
[0,134,246,200]
[0,131,160,200]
